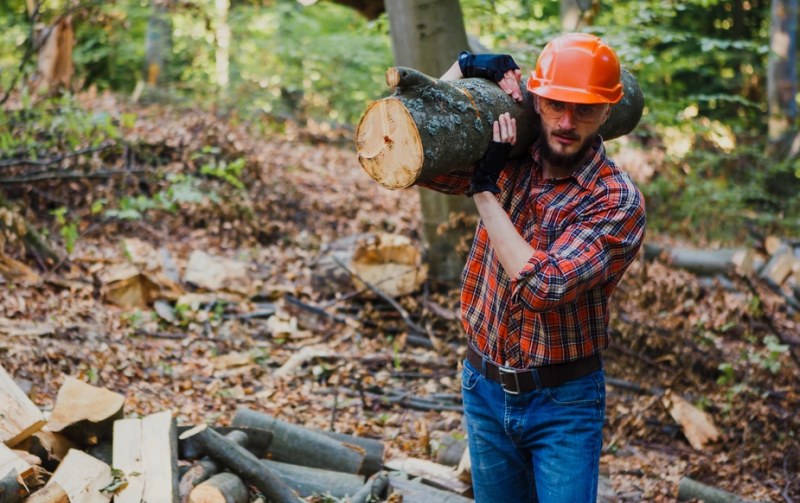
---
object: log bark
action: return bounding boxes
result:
[0,471,27,503]
[314,429,384,477]
[350,471,390,503]
[263,459,364,498]
[230,407,364,474]
[178,428,270,503]
[356,66,645,189]
[178,426,272,461]
[178,424,301,503]
[0,363,46,447]
[188,472,249,503]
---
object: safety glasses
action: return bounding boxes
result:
[537,97,608,123]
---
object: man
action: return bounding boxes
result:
[420,33,646,502]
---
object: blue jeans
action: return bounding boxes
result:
[461,358,606,503]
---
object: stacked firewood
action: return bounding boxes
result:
[0,364,473,503]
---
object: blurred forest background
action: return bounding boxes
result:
[1,1,799,502]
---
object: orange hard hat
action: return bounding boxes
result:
[527,33,623,104]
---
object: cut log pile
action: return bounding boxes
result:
[0,364,480,503]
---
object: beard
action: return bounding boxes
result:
[536,130,596,172]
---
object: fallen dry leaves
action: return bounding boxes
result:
[0,91,798,502]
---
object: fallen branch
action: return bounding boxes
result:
[178,424,301,503]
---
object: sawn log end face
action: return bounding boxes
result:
[356,98,423,189]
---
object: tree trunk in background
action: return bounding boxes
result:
[144,0,173,88]
[560,0,597,31]
[215,0,230,94]
[767,0,798,146]
[384,0,476,286]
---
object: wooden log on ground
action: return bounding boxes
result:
[0,363,46,447]
[112,411,179,503]
[188,472,249,503]
[677,476,764,503]
[645,244,757,276]
[46,377,125,446]
[313,428,384,476]
[231,407,364,474]
[263,459,364,498]
[387,471,475,503]
[178,426,272,461]
[46,449,114,503]
[350,471,390,503]
[178,429,270,503]
[432,434,466,467]
[355,66,644,189]
[179,459,219,503]
[179,424,301,503]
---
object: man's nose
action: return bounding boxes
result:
[556,107,577,128]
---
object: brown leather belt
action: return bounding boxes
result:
[466,344,602,394]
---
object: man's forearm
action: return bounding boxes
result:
[473,192,534,278]
[440,61,463,81]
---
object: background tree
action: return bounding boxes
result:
[767,0,798,154]
[384,0,478,285]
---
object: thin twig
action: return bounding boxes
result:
[0,168,147,184]
[0,143,117,168]
[332,255,429,338]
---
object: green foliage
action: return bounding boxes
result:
[0,93,120,158]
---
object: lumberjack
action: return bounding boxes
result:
[361,33,647,503]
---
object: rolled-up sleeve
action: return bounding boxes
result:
[510,183,645,311]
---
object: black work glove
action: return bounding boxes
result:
[467,141,513,197]
[458,51,520,82]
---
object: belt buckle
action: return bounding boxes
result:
[498,367,521,395]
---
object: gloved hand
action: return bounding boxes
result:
[466,141,513,197]
[458,51,520,82]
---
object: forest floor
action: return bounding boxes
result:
[1,92,798,502]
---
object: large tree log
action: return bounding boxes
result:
[263,459,364,498]
[178,424,301,503]
[356,66,645,189]
[230,407,364,474]
[178,429,271,503]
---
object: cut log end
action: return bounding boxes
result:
[356,98,423,189]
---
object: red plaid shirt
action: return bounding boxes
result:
[420,138,646,368]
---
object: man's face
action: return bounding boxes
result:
[535,96,609,171]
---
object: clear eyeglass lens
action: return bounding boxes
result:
[540,99,605,122]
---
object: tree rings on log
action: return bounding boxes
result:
[356,98,424,189]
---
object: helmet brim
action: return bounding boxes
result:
[531,85,622,105]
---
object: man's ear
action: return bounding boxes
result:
[601,105,612,124]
